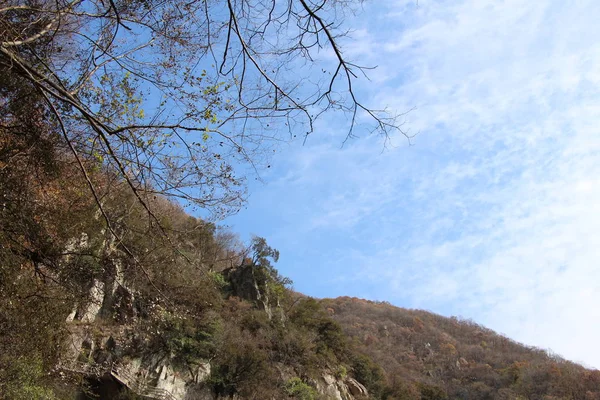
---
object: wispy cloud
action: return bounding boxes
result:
[227,0,600,368]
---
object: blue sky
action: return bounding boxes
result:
[225,0,600,369]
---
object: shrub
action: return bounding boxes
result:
[284,377,317,400]
[416,382,448,400]
[351,354,387,399]
[1,357,58,400]
[336,365,348,379]
[290,298,349,363]
[209,271,229,289]
[149,310,221,367]
[208,328,272,397]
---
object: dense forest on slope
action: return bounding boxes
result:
[323,297,600,400]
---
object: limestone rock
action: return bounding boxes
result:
[346,377,368,397]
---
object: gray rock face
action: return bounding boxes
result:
[311,373,368,400]
[81,280,104,322]
[222,264,285,321]
[223,265,266,305]
[321,373,344,400]
[110,357,211,400]
[346,377,368,397]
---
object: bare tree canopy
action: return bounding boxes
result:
[0,0,409,218]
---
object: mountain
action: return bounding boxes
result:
[1,123,599,399]
[323,297,600,399]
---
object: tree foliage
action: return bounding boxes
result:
[249,235,292,287]
[0,0,410,222]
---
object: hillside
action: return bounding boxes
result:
[1,131,599,399]
[1,110,599,398]
[324,297,600,399]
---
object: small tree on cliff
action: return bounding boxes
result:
[249,236,291,286]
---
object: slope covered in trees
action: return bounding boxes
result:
[323,297,600,400]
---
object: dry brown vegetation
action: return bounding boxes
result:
[322,296,600,399]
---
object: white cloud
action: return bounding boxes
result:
[228,0,600,368]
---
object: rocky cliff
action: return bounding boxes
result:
[60,252,367,400]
